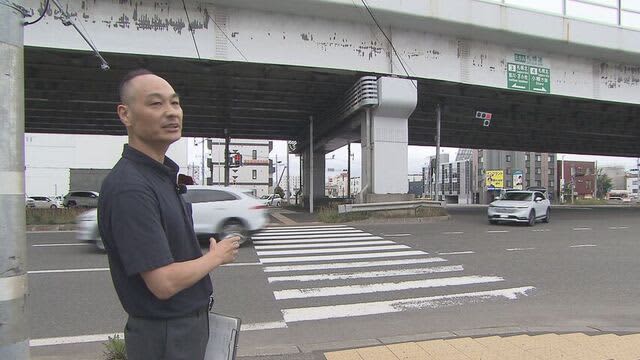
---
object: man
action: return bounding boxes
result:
[98,69,239,360]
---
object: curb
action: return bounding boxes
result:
[27,224,76,232]
[237,325,640,357]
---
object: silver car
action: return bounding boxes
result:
[488,190,550,226]
[77,186,269,251]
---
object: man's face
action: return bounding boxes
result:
[118,74,183,146]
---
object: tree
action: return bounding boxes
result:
[274,186,285,199]
[596,169,613,199]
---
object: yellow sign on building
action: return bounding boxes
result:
[486,170,504,189]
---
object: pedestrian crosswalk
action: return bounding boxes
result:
[252,225,535,325]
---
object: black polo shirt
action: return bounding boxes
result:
[98,145,212,319]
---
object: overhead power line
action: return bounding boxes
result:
[181,0,201,59]
[359,0,417,89]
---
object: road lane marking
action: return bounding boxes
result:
[240,321,288,331]
[531,229,551,232]
[570,244,597,248]
[260,226,353,233]
[264,225,349,230]
[487,230,509,233]
[253,231,366,240]
[382,233,412,237]
[267,265,464,283]
[254,229,364,237]
[281,286,535,322]
[28,268,109,274]
[32,243,91,247]
[437,251,475,255]
[443,231,464,235]
[259,250,427,264]
[254,240,395,250]
[273,275,504,299]
[253,236,383,245]
[30,320,288,346]
[506,248,535,251]
[256,244,409,256]
[262,258,448,272]
[222,262,263,267]
[30,333,124,347]
[608,226,629,230]
[572,227,592,231]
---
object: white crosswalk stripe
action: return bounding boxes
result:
[252,225,535,326]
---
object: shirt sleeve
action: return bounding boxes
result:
[110,186,174,276]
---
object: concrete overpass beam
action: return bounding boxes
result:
[361,77,417,202]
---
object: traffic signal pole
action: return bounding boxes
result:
[0,4,30,359]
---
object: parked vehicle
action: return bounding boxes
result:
[77,186,268,251]
[29,196,61,208]
[25,196,36,208]
[488,190,550,226]
[260,194,282,207]
[63,191,99,208]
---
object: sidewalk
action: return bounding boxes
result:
[324,332,640,360]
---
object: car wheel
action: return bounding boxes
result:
[67,200,77,208]
[527,210,536,226]
[221,220,249,246]
[50,205,57,209]
[543,208,550,223]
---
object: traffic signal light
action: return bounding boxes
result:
[475,111,493,127]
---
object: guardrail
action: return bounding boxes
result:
[337,200,445,214]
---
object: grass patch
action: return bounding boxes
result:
[318,204,448,223]
[103,335,127,360]
[26,208,89,225]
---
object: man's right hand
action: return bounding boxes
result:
[209,236,239,265]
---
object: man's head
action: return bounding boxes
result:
[117,69,183,151]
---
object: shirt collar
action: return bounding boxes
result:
[122,144,179,180]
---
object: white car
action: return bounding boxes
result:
[488,190,550,226]
[260,194,282,207]
[76,186,269,251]
[29,196,61,209]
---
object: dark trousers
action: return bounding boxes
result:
[125,307,209,360]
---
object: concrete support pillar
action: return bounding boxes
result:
[0,4,30,360]
[361,77,417,201]
[302,149,325,208]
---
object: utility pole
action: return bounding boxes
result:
[286,144,290,203]
[309,116,314,213]
[224,129,230,186]
[347,143,351,199]
[201,136,205,185]
[0,4,30,359]
[435,104,442,201]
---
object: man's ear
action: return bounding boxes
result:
[117,104,131,127]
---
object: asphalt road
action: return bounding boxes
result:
[28,206,640,359]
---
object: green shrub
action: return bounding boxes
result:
[103,335,127,360]
[25,208,89,225]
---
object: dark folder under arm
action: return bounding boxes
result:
[205,312,241,360]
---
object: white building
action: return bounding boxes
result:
[25,134,189,197]
[207,139,272,197]
[326,173,360,198]
[626,173,639,198]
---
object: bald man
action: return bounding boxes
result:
[98,69,239,360]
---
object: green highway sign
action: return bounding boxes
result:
[507,63,550,94]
